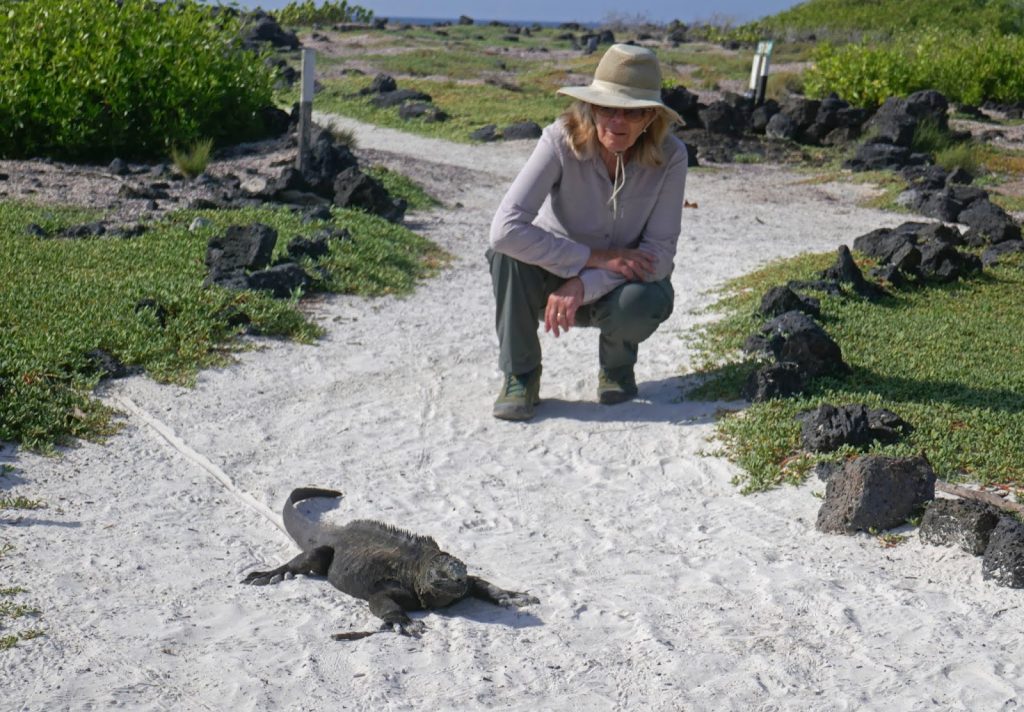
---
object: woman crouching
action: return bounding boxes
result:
[488,43,688,421]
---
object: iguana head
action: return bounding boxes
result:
[416,553,469,607]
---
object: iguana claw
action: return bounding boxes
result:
[381,619,426,638]
[499,592,540,608]
[241,570,276,586]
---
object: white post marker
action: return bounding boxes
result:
[755,40,774,106]
[748,44,763,96]
[296,48,316,171]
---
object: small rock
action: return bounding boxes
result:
[302,206,334,223]
[502,122,542,141]
[981,240,1024,267]
[796,403,911,453]
[247,263,310,298]
[757,285,820,318]
[741,362,806,402]
[982,516,1024,588]
[756,311,848,378]
[816,454,936,534]
[84,348,137,379]
[240,177,269,196]
[470,124,499,142]
[61,222,106,238]
[919,498,1000,556]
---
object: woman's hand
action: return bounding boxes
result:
[586,247,654,282]
[544,277,584,337]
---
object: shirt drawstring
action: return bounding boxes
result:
[607,151,625,217]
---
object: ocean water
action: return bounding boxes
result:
[385,16,598,28]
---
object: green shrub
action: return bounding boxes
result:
[0,0,276,161]
[275,0,374,26]
[803,41,920,108]
[804,29,1024,108]
[744,0,1024,42]
[171,138,214,179]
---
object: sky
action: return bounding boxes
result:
[226,0,806,25]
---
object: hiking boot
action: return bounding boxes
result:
[597,365,638,405]
[493,365,542,421]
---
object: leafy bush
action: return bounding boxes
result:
[804,30,1024,107]
[0,0,276,161]
[275,0,374,26]
[744,0,1024,42]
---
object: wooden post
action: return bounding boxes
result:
[296,48,316,172]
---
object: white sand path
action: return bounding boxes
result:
[2,116,1022,711]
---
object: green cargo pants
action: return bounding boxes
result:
[488,249,674,376]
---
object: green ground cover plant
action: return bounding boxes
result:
[391,22,573,51]
[307,75,567,142]
[689,251,1024,493]
[1,492,45,650]
[363,166,442,210]
[0,202,445,452]
[355,48,535,80]
[0,0,276,160]
[0,582,43,651]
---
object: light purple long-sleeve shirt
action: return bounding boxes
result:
[489,118,688,304]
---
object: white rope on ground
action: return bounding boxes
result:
[107,393,287,535]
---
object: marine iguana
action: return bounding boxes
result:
[242,487,539,640]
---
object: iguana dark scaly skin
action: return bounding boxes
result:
[242,487,539,639]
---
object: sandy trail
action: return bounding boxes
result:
[2,116,1022,711]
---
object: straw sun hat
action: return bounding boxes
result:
[557,43,682,124]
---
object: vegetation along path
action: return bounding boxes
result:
[3,116,1022,709]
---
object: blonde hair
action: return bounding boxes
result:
[561,101,672,167]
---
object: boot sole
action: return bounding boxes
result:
[598,389,637,405]
[493,399,538,421]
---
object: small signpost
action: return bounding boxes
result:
[296,48,316,172]
[748,40,774,106]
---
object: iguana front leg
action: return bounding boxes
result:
[364,589,426,638]
[241,546,333,585]
[468,576,540,608]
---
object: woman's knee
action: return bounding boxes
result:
[599,280,674,340]
[620,280,674,321]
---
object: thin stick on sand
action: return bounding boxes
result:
[936,479,1024,516]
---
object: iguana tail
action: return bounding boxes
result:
[283,487,344,551]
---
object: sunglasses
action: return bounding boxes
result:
[592,105,654,121]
